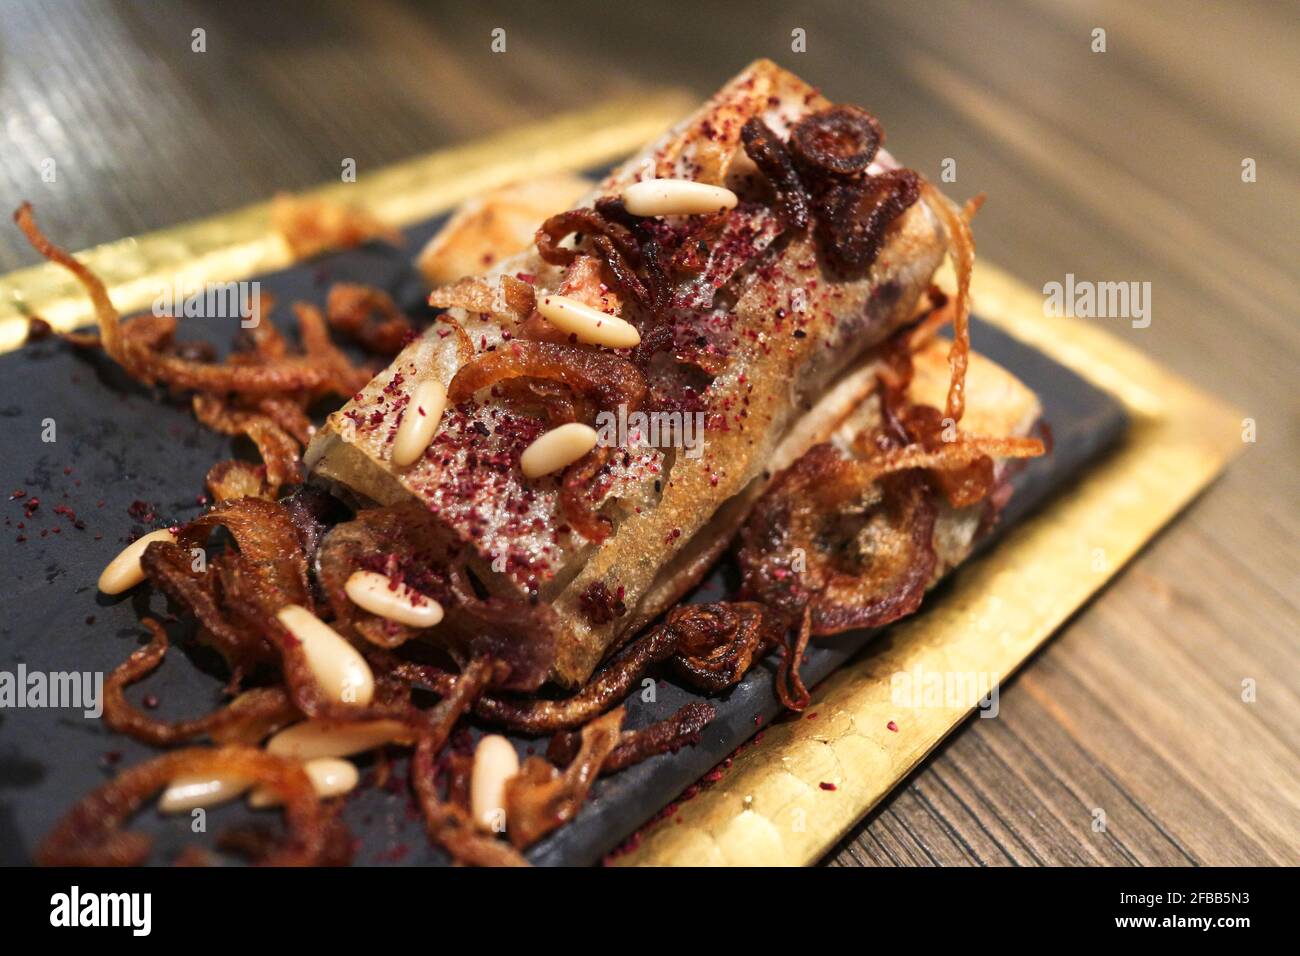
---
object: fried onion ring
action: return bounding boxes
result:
[409,658,530,866]
[790,105,883,178]
[921,182,975,426]
[14,203,336,395]
[737,443,938,635]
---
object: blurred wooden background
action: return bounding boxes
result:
[0,0,1295,865]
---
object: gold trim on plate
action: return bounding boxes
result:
[0,96,1242,866]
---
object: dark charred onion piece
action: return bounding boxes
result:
[36,745,330,866]
[448,340,646,412]
[789,105,883,178]
[410,659,530,867]
[25,315,53,341]
[325,283,416,356]
[777,605,813,711]
[740,117,809,230]
[591,233,650,306]
[548,701,716,773]
[444,752,474,812]
[816,169,921,274]
[669,602,787,692]
[535,207,656,307]
[560,446,614,543]
[737,443,939,635]
[104,620,296,746]
[505,708,623,848]
[404,618,680,733]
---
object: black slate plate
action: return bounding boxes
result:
[0,201,1126,866]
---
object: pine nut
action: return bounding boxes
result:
[471,734,520,832]
[158,773,251,813]
[345,571,444,629]
[248,757,359,808]
[621,178,739,217]
[266,718,412,760]
[519,422,599,478]
[537,294,640,348]
[97,528,176,594]
[275,605,375,707]
[392,378,447,467]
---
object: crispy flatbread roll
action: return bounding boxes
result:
[307,60,1025,686]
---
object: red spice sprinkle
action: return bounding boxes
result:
[887,720,899,732]
[9,490,25,500]
[819,782,837,791]
[805,711,818,720]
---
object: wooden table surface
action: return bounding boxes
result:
[1,0,1295,865]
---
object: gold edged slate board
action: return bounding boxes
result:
[0,96,1243,867]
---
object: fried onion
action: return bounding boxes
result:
[504,707,623,848]
[405,616,679,733]
[428,274,536,320]
[740,117,809,230]
[547,701,716,774]
[737,443,938,635]
[669,601,786,692]
[790,105,883,178]
[448,340,646,412]
[326,283,416,356]
[104,619,296,746]
[37,745,331,866]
